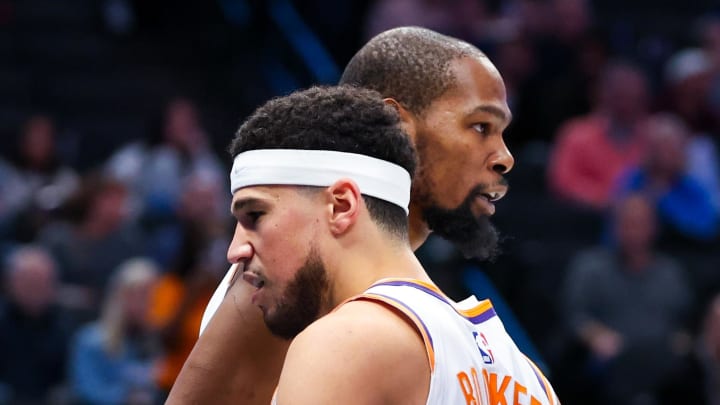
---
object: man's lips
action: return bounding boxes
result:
[472,186,508,217]
[473,194,496,216]
[478,187,507,203]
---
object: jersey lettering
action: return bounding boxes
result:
[456,367,546,405]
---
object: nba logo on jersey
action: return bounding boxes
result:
[472,331,494,365]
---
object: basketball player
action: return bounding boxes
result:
[228,85,558,404]
[167,27,518,404]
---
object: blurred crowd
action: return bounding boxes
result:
[0,0,719,404]
[0,95,231,404]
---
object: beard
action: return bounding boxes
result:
[422,184,503,261]
[264,248,330,340]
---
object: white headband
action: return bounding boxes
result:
[230,149,411,214]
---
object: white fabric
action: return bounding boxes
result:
[361,282,559,405]
[199,265,235,336]
[230,149,411,214]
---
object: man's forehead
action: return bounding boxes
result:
[231,186,279,208]
[468,104,513,124]
[230,184,313,207]
[436,57,510,118]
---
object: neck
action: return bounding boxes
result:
[325,224,432,309]
[408,202,430,251]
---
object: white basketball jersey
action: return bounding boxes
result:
[348,278,559,405]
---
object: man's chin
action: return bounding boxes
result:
[441,223,501,261]
[265,313,308,341]
[424,206,501,261]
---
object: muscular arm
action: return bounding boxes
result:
[275,301,430,405]
[166,274,290,404]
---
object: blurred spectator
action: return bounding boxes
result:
[0,158,17,243]
[509,0,606,146]
[494,34,536,116]
[148,174,229,392]
[660,48,720,211]
[105,97,225,227]
[562,193,693,404]
[663,48,717,135]
[363,0,489,43]
[551,0,592,44]
[69,258,160,405]
[616,113,719,246]
[515,0,553,39]
[701,15,720,114]
[528,0,598,86]
[0,115,79,242]
[38,174,145,321]
[695,293,720,404]
[548,61,649,210]
[0,245,71,405]
[658,292,720,405]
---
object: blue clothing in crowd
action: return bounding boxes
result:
[618,169,719,241]
[69,324,157,405]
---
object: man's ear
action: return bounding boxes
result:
[384,98,417,143]
[325,179,361,236]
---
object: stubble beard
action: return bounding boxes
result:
[264,248,330,340]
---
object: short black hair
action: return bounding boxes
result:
[229,85,416,239]
[339,26,485,115]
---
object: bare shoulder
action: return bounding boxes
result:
[167,276,290,405]
[275,300,430,405]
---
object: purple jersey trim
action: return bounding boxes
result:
[371,279,497,324]
[364,292,435,350]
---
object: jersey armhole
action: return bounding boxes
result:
[525,355,556,405]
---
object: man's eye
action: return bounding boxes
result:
[245,211,263,223]
[472,123,489,134]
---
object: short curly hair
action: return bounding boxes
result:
[339,26,485,115]
[229,85,417,239]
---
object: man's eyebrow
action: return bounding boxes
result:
[470,105,513,123]
[231,197,265,214]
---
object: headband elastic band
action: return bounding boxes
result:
[230,149,411,214]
